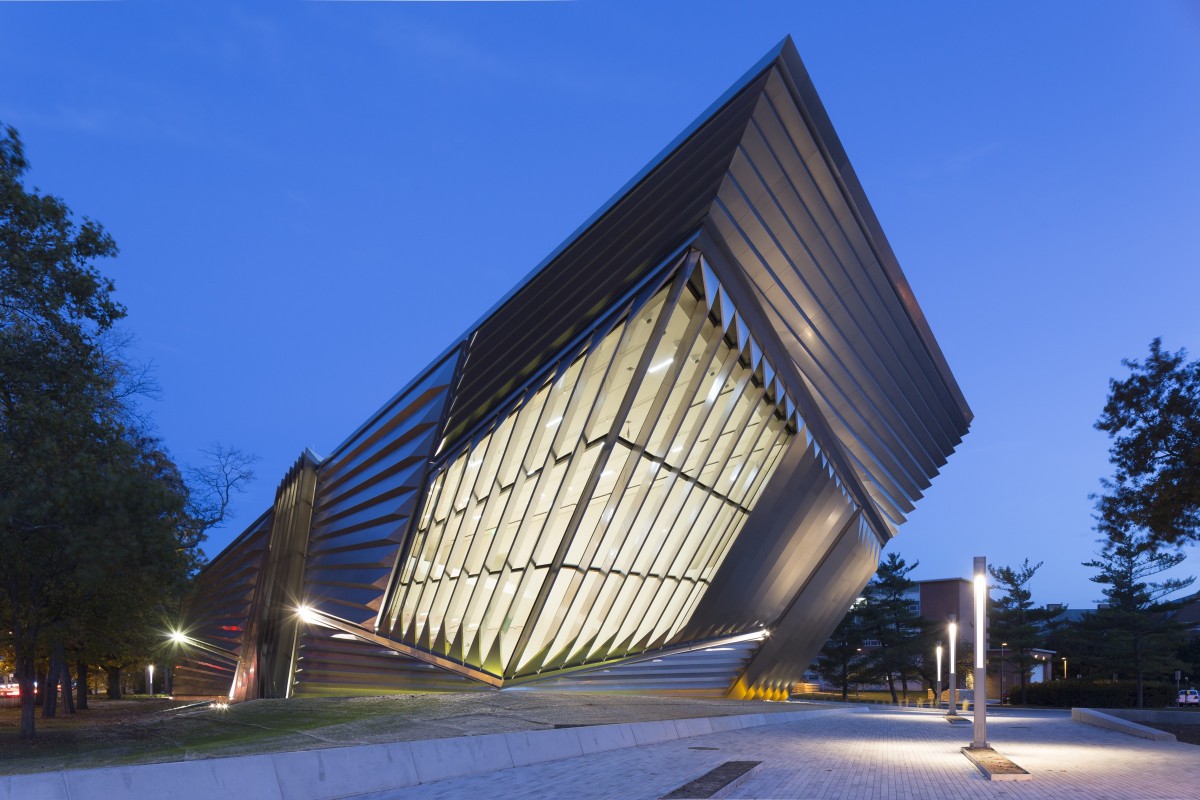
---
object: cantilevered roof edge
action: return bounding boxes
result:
[774,39,973,425]
[319,40,790,470]
[453,37,792,342]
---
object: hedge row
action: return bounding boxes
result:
[1022,679,1176,708]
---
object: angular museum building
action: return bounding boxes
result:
[174,37,971,703]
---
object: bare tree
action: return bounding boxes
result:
[185,444,260,546]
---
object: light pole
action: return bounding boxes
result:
[1062,657,1067,681]
[947,616,958,716]
[1000,642,1007,704]
[147,664,155,697]
[936,641,943,710]
[971,556,988,750]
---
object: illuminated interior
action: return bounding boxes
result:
[387,259,799,678]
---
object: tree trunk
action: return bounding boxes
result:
[886,671,898,703]
[17,649,36,740]
[106,666,121,700]
[59,652,75,715]
[39,663,55,715]
[76,660,89,710]
[42,648,59,718]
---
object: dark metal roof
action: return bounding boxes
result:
[441,71,772,445]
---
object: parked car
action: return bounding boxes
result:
[1179,689,1199,706]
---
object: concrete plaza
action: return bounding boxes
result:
[358,706,1198,800]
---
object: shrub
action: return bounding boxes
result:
[1023,679,1175,708]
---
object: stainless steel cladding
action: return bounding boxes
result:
[174,36,970,703]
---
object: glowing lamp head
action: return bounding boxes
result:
[296,604,319,624]
[973,559,987,669]
[169,630,188,645]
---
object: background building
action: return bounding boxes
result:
[173,37,971,702]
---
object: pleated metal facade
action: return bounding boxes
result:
[174,36,970,703]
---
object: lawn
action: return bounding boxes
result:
[0,691,800,775]
[0,694,458,775]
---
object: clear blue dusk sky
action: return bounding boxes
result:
[2,1,1197,607]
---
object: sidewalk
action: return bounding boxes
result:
[356,706,1200,799]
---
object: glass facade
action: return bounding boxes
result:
[387,260,800,678]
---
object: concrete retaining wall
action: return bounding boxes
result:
[1093,707,1200,725]
[0,706,853,800]
[1071,708,1176,741]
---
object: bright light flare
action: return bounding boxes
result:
[296,604,320,624]
[169,630,188,645]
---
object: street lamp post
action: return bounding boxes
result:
[1000,642,1007,704]
[936,641,943,711]
[947,616,958,716]
[1062,657,1068,681]
[971,556,988,750]
[147,664,154,697]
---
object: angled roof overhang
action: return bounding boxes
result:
[430,36,970,538]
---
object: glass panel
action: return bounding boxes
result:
[591,574,643,658]
[473,568,516,667]
[509,457,568,567]
[611,574,661,650]
[649,312,724,463]
[688,502,741,580]
[678,341,737,478]
[479,412,517,494]
[573,571,625,661]
[632,576,679,646]
[624,470,677,575]
[623,288,699,446]
[432,455,468,524]
[562,445,629,567]
[655,578,701,644]
[683,347,743,480]
[440,573,477,648]
[721,404,768,503]
[671,494,726,580]
[704,382,763,492]
[516,568,578,672]
[743,422,790,508]
[646,478,703,577]
[590,451,654,573]
[701,507,751,582]
[537,569,600,669]
[497,385,547,488]
[545,355,586,459]
[532,447,598,566]
[464,484,508,574]
[501,566,547,671]
[486,476,536,572]
[584,290,670,443]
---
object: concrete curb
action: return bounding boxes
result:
[1071,708,1176,742]
[0,705,853,800]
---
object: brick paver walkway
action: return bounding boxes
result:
[358,706,1200,799]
